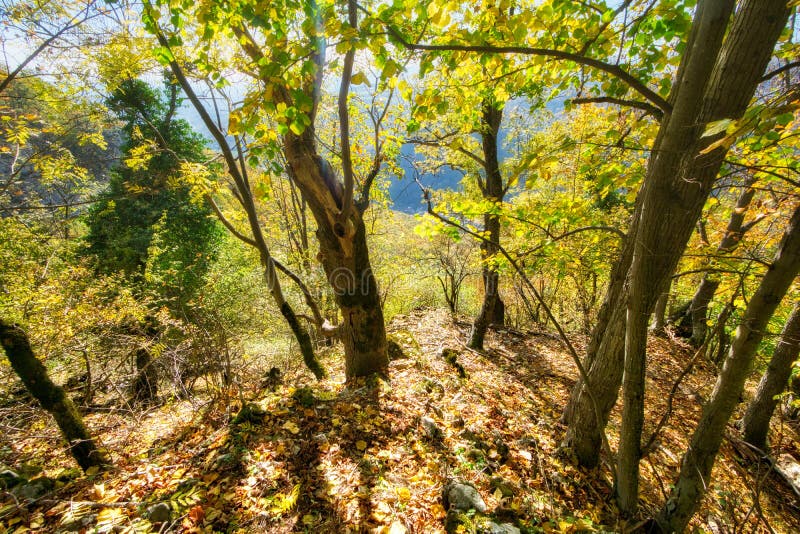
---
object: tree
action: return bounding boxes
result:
[84,77,225,399]
[409,94,512,349]
[142,0,404,379]
[0,320,109,471]
[740,301,800,450]
[654,203,800,532]
[559,2,791,509]
[671,175,769,345]
[86,77,221,310]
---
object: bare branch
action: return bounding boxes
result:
[338,0,358,224]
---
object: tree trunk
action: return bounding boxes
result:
[650,288,669,335]
[0,321,109,471]
[616,0,789,514]
[159,52,325,380]
[283,130,389,379]
[689,177,759,346]
[560,0,788,504]
[469,101,505,349]
[740,302,800,450]
[131,347,158,403]
[561,197,639,467]
[656,203,800,533]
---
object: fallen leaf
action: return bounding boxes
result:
[283,421,300,434]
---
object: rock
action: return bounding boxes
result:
[13,476,55,500]
[146,502,171,523]
[775,454,800,496]
[489,477,515,499]
[443,480,487,513]
[421,416,443,441]
[61,512,97,532]
[479,521,521,534]
[0,469,25,490]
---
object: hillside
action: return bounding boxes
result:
[1,308,798,533]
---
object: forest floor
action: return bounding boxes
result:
[1,308,800,533]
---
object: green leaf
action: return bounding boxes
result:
[701,119,733,138]
[152,46,174,65]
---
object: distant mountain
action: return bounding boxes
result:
[180,93,566,215]
[388,143,465,213]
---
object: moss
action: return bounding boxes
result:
[292,386,316,408]
[280,302,326,380]
[0,321,110,472]
[232,402,266,425]
[442,348,467,378]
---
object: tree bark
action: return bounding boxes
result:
[469,100,506,349]
[656,203,800,533]
[559,0,788,504]
[740,302,800,450]
[156,48,326,380]
[561,196,639,466]
[0,321,110,471]
[283,129,389,379]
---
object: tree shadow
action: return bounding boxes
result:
[187,379,414,533]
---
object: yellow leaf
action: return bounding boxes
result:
[395,486,411,502]
[351,72,369,86]
[356,440,367,451]
[283,421,300,434]
[371,500,393,522]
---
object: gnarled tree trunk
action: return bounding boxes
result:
[0,321,109,471]
[283,129,389,379]
[656,203,800,533]
[740,302,800,450]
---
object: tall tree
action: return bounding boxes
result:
[740,301,800,450]
[563,2,791,502]
[655,204,800,532]
[143,0,401,378]
[86,77,221,311]
[467,100,507,349]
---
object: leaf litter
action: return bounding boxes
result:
[1,308,799,533]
